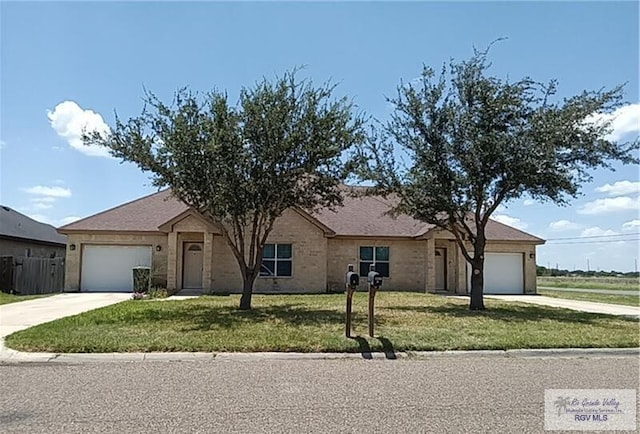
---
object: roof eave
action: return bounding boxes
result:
[0,234,66,247]
[57,229,166,236]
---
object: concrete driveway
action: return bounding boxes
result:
[484,295,640,318]
[538,286,639,296]
[0,292,130,342]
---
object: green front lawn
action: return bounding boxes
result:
[539,289,640,307]
[5,293,638,353]
[537,276,639,291]
[0,292,54,306]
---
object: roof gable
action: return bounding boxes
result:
[158,209,221,233]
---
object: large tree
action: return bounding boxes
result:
[355,48,638,310]
[85,71,366,310]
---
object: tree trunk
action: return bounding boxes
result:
[239,273,257,310]
[469,256,485,310]
[469,233,486,311]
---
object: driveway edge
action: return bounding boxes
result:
[1,347,637,363]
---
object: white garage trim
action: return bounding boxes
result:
[467,252,524,294]
[81,245,152,292]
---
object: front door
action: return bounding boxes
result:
[435,248,447,291]
[182,242,203,289]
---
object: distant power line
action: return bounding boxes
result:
[545,232,640,241]
[545,238,640,245]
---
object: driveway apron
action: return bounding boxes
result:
[0,293,130,342]
[483,295,640,318]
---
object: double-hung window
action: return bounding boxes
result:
[359,246,390,277]
[260,243,293,277]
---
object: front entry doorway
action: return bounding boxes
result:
[435,248,447,291]
[182,242,203,289]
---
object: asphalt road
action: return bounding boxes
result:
[1,355,638,433]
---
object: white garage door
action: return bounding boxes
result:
[467,253,524,294]
[81,245,152,292]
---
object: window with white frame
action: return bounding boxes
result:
[359,246,390,277]
[260,243,293,277]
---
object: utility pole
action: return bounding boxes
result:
[587,259,590,272]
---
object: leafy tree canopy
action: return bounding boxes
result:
[355,46,639,310]
[85,70,366,309]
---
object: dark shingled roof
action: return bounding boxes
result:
[59,189,188,232]
[58,188,544,243]
[311,191,432,237]
[0,205,67,245]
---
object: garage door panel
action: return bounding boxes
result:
[81,245,152,292]
[467,252,524,294]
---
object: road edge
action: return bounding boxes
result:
[1,347,638,363]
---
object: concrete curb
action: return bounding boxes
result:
[1,347,637,364]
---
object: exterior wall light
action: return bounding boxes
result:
[529,253,535,259]
[156,245,162,252]
[69,244,76,251]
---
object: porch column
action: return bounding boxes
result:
[203,231,213,292]
[425,238,436,292]
[167,231,178,291]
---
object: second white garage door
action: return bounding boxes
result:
[81,245,152,292]
[467,252,524,294]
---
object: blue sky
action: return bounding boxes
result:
[1,1,638,271]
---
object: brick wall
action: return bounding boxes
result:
[63,217,538,294]
[326,238,429,292]
[0,238,66,260]
[211,209,328,294]
[64,233,167,291]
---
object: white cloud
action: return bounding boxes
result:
[0,139,6,150]
[21,185,71,213]
[47,101,112,158]
[578,196,640,215]
[23,213,82,227]
[595,180,640,197]
[549,219,582,231]
[622,219,640,231]
[522,199,535,206]
[29,196,57,204]
[580,226,618,238]
[22,185,71,198]
[58,216,82,225]
[492,214,528,230]
[585,103,640,141]
[32,202,54,210]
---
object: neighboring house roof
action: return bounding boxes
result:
[0,205,67,245]
[58,188,544,243]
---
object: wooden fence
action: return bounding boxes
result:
[0,256,65,295]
